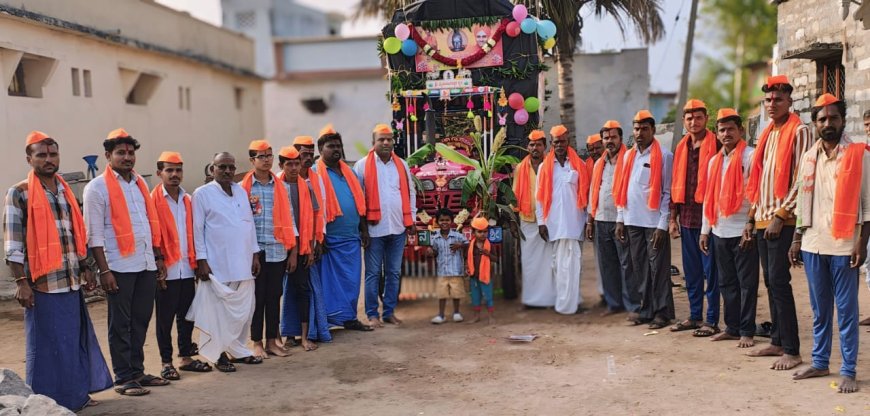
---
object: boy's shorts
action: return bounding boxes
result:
[436,276,466,299]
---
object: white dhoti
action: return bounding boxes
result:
[520,220,556,307]
[187,278,255,363]
[554,239,582,314]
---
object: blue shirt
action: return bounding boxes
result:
[323,166,361,239]
[248,176,296,262]
[430,230,467,277]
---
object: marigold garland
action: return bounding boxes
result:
[409,18,510,68]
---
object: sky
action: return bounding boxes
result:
[156,0,700,92]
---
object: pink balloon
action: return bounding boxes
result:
[506,21,521,38]
[508,93,525,110]
[395,23,410,41]
[512,4,528,22]
[514,109,529,125]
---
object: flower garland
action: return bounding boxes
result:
[408,18,510,68]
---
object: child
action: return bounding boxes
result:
[426,209,468,324]
[468,217,495,325]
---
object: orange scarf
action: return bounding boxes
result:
[589,145,626,218]
[536,147,590,221]
[25,172,88,281]
[307,168,325,242]
[103,166,161,256]
[703,141,747,226]
[672,130,717,204]
[151,184,196,269]
[746,113,802,204]
[512,156,536,218]
[585,158,594,179]
[467,239,491,284]
[241,171,297,250]
[832,144,865,239]
[614,139,663,210]
[317,159,366,223]
[278,171,315,255]
[363,150,413,226]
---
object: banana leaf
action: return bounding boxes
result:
[435,143,481,170]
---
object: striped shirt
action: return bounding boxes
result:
[430,230,467,277]
[248,176,297,263]
[751,124,812,229]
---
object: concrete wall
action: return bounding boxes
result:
[221,0,275,77]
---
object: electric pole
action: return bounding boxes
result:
[672,0,699,150]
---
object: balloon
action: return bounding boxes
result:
[508,93,525,110]
[524,97,540,113]
[520,18,537,34]
[514,109,529,125]
[512,4,528,22]
[537,20,557,39]
[384,37,402,54]
[401,39,418,56]
[543,37,556,50]
[506,21,521,38]
[395,23,410,40]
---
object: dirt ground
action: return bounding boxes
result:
[2,247,870,415]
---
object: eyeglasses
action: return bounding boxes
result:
[252,154,274,160]
[215,164,236,171]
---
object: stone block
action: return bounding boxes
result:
[21,395,74,416]
[0,394,26,409]
[0,369,32,398]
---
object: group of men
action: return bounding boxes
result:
[516,75,870,393]
[4,123,416,408]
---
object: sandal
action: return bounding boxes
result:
[693,325,721,337]
[216,353,236,372]
[648,319,669,330]
[160,365,180,381]
[114,381,150,396]
[670,319,701,332]
[179,360,212,373]
[137,374,171,387]
[343,319,374,332]
[230,355,264,365]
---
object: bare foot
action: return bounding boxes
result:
[771,354,802,370]
[600,309,623,317]
[792,366,829,380]
[368,317,384,328]
[251,342,268,359]
[301,339,318,352]
[858,316,870,326]
[838,376,859,393]
[626,312,640,322]
[266,339,289,357]
[737,336,755,348]
[85,398,100,408]
[746,344,784,357]
[467,315,481,324]
[488,316,496,325]
[384,316,403,325]
[710,332,739,342]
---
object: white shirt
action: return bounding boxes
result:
[701,145,755,239]
[535,159,586,241]
[161,186,195,280]
[83,170,156,273]
[353,154,417,238]
[593,154,619,222]
[193,181,259,283]
[616,142,673,230]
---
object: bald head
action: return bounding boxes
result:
[212,152,236,186]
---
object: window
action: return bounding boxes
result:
[83,69,92,97]
[8,63,26,97]
[71,68,81,96]
[124,72,161,105]
[816,57,845,99]
[185,87,191,110]
[234,87,244,110]
[6,53,56,98]
[236,11,256,29]
[178,86,184,109]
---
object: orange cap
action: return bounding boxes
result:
[319,124,337,137]
[248,140,271,151]
[157,151,184,164]
[292,135,315,146]
[373,124,392,135]
[602,120,621,130]
[550,125,568,137]
[765,75,790,88]
[683,99,707,111]
[716,108,739,121]
[106,128,131,140]
[586,134,602,144]
[25,131,51,148]
[471,217,489,231]
[528,130,545,141]
[814,93,840,107]
[279,146,300,159]
[634,110,654,121]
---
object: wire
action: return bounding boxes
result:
[652,0,687,86]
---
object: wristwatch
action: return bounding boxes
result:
[81,257,97,272]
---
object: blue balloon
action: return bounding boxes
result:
[537,20,557,39]
[401,39,418,56]
[520,17,537,34]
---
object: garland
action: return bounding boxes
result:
[409,18,510,68]
[419,16,504,32]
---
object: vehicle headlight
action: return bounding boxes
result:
[419,179,435,191]
[448,176,465,190]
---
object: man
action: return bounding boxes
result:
[5,132,113,409]
[151,152,211,379]
[514,130,555,308]
[789,94,869,393]
[585,132,605,305]
[278,144,319,351]
[699,109,758,348]
[586,120,637,317]
[862,109,870,328]
[187,152,262,372]
[241,140,297,358]
[586,134,604,163]
[535,125,590,315]
[315,125,373,331]
[83,128,169,395]
[669,99,722,337]
[744,75,812,371]
[614,111,674,329]
[354,124,416,327]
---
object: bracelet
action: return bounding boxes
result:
[791,240,802,246]
[13,276,27,283]
[100,270,111,276]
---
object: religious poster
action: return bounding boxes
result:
[414,23,504,72]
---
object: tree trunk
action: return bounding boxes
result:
[556,54,577,149]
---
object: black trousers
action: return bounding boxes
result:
[107,269,157,383]
[595,221,638,312]
[286,265,311,322]
[251,255,287,342]
[756,226,800,355]
[713,235,759,337]
[155,278,196,363]
[627,226,674,321]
